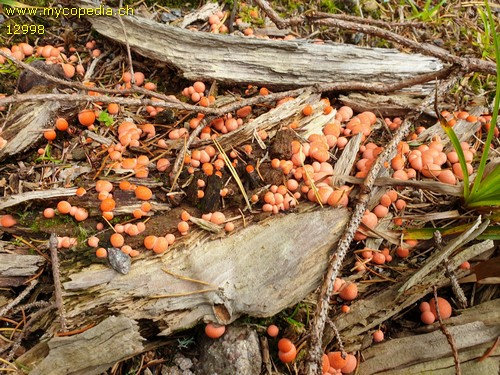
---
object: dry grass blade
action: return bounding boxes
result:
[400,210,461,222]
[213,138,251,211]
[162,268,217,287]
[189,216,223,234]
[149,289,218,299]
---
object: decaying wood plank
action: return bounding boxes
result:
[76,0,443,89]
[0,253,44,276]
[194,90,329,149]
[0,92,78,161]
[417,106,485,149]
[26,316,143,375]
[357,299,500,374]
[339,92,425,117]
[0,188,78,210]
[61,207,349,335]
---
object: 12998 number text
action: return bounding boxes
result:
[6,24,44,35]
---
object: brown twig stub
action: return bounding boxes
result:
[433,287,461,375]
[49,233,67,332]
[327,319,346,358]
[254,0,290,29]
[0,279,38,317]
[433,231,468,309]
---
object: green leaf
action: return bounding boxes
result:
[97,111,114,127]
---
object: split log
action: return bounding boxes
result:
[60,207,349,335]
[0,188,78,210]
[76,0,443,90]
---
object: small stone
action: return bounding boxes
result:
[161,366,182,375]
[198,326,262,375]
[160,11,180,23]
[174,354,193,371]
[107,247,131,274]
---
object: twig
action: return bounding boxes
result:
[304,72,461,375]
[433,287,461,375]
[149,289,217,298]
[5,304,56,364]
[340,174,463,196]
[0,66,453,114]
[479,336,500,362]
[254,0,496,75]
[115,9,136,84]
[0,279,38,317]
[0,49,194,107]
[312,11,427,28]
[10,301,52,315]
[327,319,346,358]
[162,268,216,287]
[49,233,66,332]
[434,231,468,309]
[309,17,495,75]
[399,216,488,294]
[0,91,218,115]
[169,117,211,188]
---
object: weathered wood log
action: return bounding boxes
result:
[0,89,78,162]
[26,316,143,375]
[357,299,500,375]
[0,253,45,287]
[76,0,443,89]
[0,188,78,210]
[60,207,349,335]
[0,253,45,277]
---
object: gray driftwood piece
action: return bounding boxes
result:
[0,253,44,276]
[61,207,349,335]
[28,316,143,375]
[76,0,443,88]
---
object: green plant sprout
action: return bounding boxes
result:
[35,145,62,163]
[407,0,446,22]
[98,110,114,127]
[475,7,495,60]
[439,0,500,209]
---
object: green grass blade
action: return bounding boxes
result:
[440,123,470,198]
[470,164,500,197]
[403,225,500,240]
[468,1,500,204]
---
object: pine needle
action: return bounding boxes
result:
[213,138,252,210]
